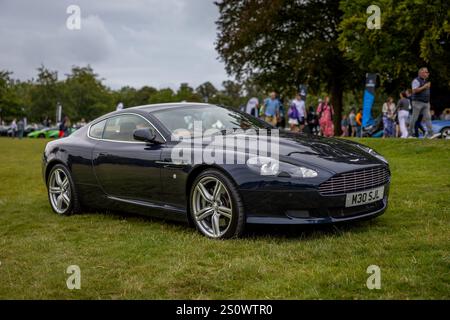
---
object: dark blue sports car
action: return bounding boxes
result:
[43,103,390,239]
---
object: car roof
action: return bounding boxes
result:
[129,102,217,113]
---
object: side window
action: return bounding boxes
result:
[89,120,106,139]
[103,115,150,141]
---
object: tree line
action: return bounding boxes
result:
[0,65,253,123]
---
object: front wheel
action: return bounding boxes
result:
[190,169,245,239]
[441,127,450,140]
[47,164,80,215]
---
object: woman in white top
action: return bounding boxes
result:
[396,92,410,138]
[290,94,306,132]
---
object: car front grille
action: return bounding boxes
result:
[319,166,390,196]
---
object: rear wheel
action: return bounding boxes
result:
[47,164,80,215]
[190,169,245,239]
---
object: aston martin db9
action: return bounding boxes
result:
[43,103,390,239]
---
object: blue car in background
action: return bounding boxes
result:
[431,120,450,139]
[365,118,450,139]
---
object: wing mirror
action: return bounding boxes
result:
[133,128,158,143]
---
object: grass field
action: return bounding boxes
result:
[0,137,449,299]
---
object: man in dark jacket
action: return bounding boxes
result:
[409,67,433,138]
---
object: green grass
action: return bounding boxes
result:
[0,137,449,299]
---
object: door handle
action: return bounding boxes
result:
[98,152,108,157]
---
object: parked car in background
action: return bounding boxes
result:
[28,127,60,139]
[27,126,76,139]
[24,124,44,136]
[0,125,11,136]
[431,120,450,139]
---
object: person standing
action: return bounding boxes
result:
[245,97,259,118]
[17,118,24,139]
[409,67,433,138]
[355,108,363,137]
[10,119,17,138]
[289,93,306,132]
[317,96,334,137]
[277,97,286,129]
[63,116,71,137]
[396,91,410,138]
[263,92,280,126]
[58,118,66,138]
[294,93,306,132]
[341,114,349,137]
[348,108,357,137]
[287,99,300,132]
[382,97,396,138]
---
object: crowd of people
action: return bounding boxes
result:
[244,68,448,139]
[2,115,87,139]
[245,92,353,137]
[377,67,450,138]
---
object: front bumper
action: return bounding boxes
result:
[241,183,390,224]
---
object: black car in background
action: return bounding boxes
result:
[42,103,391,239]
[0,125,10,136]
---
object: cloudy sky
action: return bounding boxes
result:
[0,0,231,90]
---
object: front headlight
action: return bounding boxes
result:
[246,156,318,178]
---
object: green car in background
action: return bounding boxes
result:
[27,127,76,139]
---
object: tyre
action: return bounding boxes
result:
[441,127,450,140]
[47,164,81,215]
[190,169,245,239]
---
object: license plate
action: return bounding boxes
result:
[345,186,384,207]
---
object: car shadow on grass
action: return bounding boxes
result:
[243,219,386,240]
[80,208,387,241]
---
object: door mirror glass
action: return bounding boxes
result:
[133,128,156,142]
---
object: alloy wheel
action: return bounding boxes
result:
[191,176,233,238]
[48,168,71,214]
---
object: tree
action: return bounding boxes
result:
[135,86,158,106]
[215,0,361,134]
[1,66,251,123]
[339,0,450,97]
[196,82,218,102]
[63,65,113,121]
[114,86,138,108]
[207,80,245,108]
[176,83,202,102]
[29,65,60,122]
[0,71,23,121]
[149,88,176,104]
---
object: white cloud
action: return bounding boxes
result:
[0,0,230,89]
